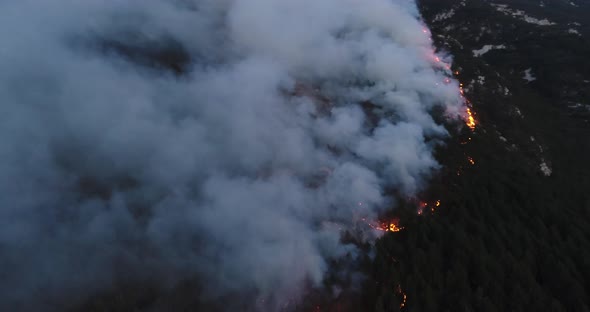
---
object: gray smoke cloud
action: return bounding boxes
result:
[0,0,464,310]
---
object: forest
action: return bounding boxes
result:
[361,0,590,310]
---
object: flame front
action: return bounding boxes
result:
[455,70,477,130]
[363,218,404,232]
[465,107,476,130]
[372,220,404,232]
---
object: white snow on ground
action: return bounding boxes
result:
[472,44,506,57]
[568,103,590,111]
[433,9,455,22]
[477,76,486,85]
[540,161,552,176]
[529,136,551,176]
[464,79,475,93]
[492,4,556,26]
[514,107,524,118]
[523,68,536,82]
[497,86,511,96]
[570,2,579,7]
[568,28,581,35]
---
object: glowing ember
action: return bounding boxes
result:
[467,156,475,165]
[363,218,404,232]
[388,223,403,232]
[431,199,441,213]
[416,201,428,215]
[417,200,442,215]
[401,292,407,309]
[465,107,476,130]
[396,285,407,309]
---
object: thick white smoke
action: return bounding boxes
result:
[0,0,463,310]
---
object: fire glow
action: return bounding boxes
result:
[396,284,407,309]
[417,199,441,215]
[465,107,476,130]
[454,69,477,131]
[362,217,404,232]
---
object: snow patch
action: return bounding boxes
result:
[443,25,454,32]
[433,9,455,22]
[568,103,590,112]
[523,68,536,82]
[472,44,506,57]
[492,4,556,26]
[540,161,552,176]
[568,28,581,36]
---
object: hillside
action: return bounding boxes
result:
[364,0,590,311]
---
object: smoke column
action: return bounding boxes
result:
[0,0,463,310]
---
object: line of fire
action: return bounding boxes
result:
[300,56,479,311]
[281,26,478,312]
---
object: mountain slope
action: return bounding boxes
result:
[365,0,590,311]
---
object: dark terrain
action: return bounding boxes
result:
[365,0,590,311]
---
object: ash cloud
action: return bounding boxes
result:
[0,0,464,310]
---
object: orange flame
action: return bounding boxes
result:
[465,107,476,130]
[417,200,441,214]
[431,200,441,213]
[363,218,404,232]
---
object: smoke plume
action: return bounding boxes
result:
[0,0,463,310]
